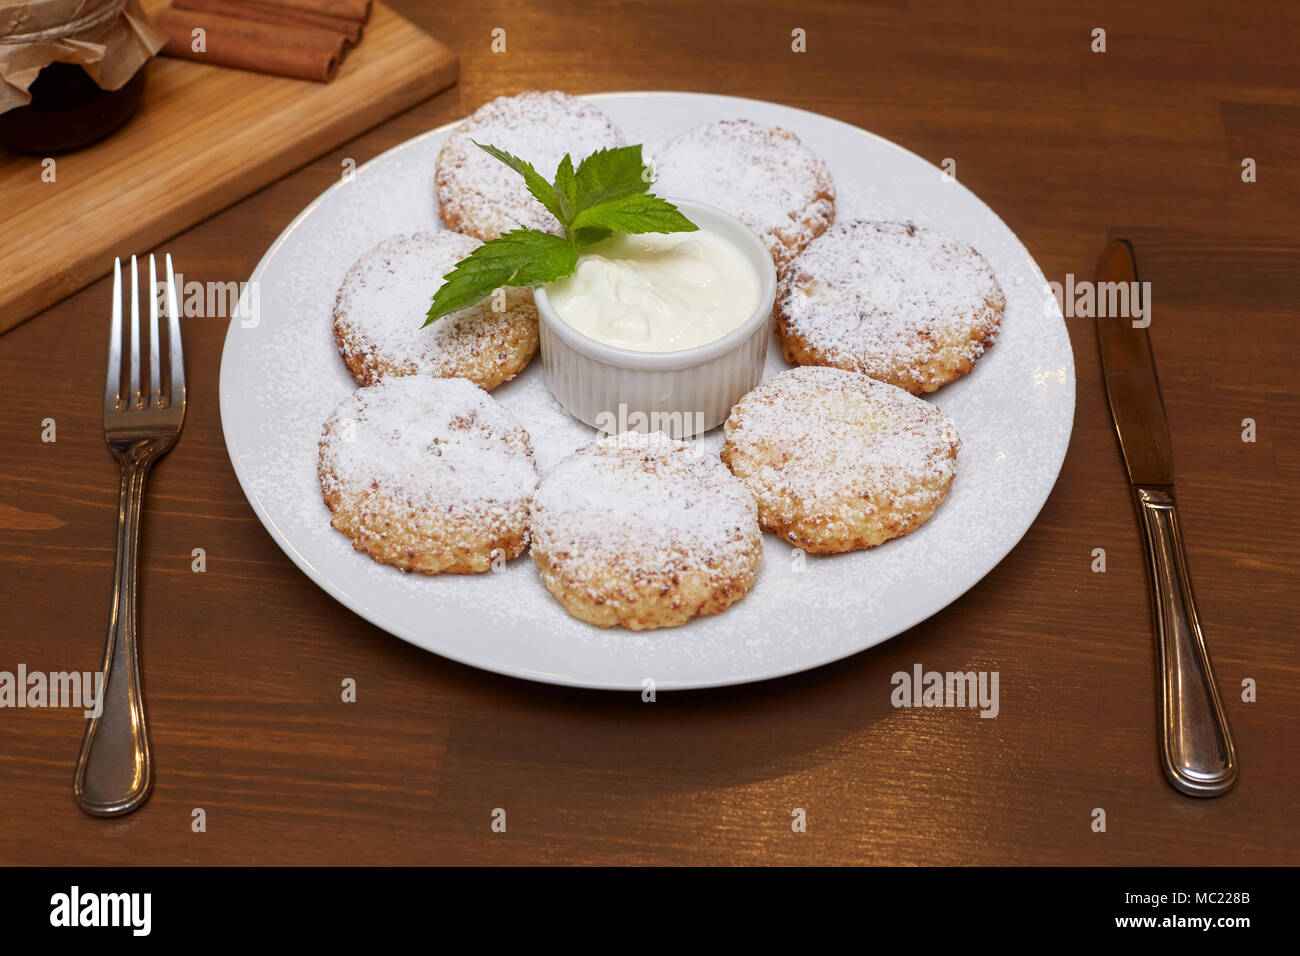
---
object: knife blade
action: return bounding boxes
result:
[1095,240,1173,485]
[1095,238,1238,797]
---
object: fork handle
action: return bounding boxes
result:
[1134,485,1237,796]
[74,450,154,816]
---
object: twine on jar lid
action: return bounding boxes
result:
[0,0,165,113]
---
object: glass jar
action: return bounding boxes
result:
[0,0,164,153]
[0,59,148,153]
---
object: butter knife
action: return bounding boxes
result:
[1095,238,1238,796]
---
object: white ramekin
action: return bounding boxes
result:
[533,198,777,439]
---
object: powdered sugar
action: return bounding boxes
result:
[219,92,1075,687]
[333,230,538,389]
[778,220,1004,392]
[723,366,959,540]
[319,376,538,525]
[435,91,625,239]
[531,431,759,587]
[650,119,835,269]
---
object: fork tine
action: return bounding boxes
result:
[148,255,161,407]
[165,254,185,404]
[105,258,122,411]
[129,255,141,408]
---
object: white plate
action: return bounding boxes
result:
[218,92,1074,691]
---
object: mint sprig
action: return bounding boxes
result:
[423,144,696,326]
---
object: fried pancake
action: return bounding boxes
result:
[722,366,960,553]
[650,119,835,271]
[435,90,625,240]
[332,230,538,392]
[318,377,539,574]
[530,431,762,630]
[776,220,1003,394]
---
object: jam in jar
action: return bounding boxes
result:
[0,59,148,154]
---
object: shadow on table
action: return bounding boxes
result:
[415,632,937,795]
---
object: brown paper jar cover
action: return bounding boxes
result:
[0,0,165,152]
[0,0,166,114]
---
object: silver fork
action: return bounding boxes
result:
[74,254,186,817]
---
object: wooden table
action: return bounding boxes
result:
[2,0,1296,866]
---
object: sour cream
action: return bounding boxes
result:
[545,227,761,352]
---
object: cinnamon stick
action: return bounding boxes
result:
[154,7,348,81]
[154,0,373,82]
[258,0,372,22]
[172,0,365,46]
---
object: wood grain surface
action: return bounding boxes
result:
[1,0,1296,866]
[0,0,457,331]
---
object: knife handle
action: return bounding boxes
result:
[1134,485,1238,796]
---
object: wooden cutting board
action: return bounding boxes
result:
[0,1,457,333]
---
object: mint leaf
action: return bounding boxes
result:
[474,142,566,225]
[425,141,698,324]
[573,145,652,209]
[552,154,578,223]
[570,194,698,236]
[489,230,578,283]
[572,225,613,247]
[424,230,577,325]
